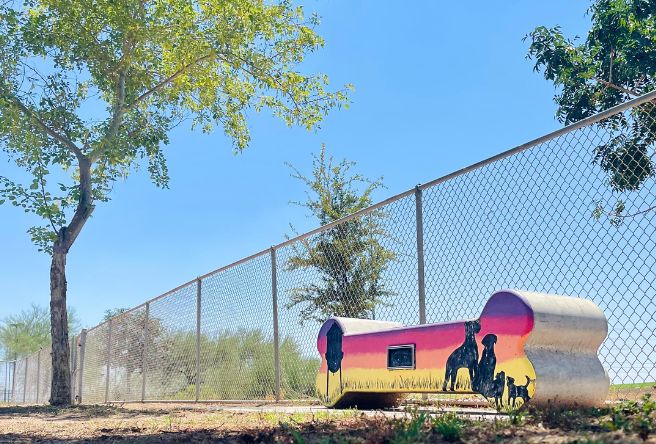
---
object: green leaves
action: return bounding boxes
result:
[0,0,349,254]
[605,394,656,440]
[0,174,67,251]
[527,0,656,222]
[285,146,395,323]
[0,304,80,359]
[593,131,654,192]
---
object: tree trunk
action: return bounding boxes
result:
[49,156,94,406]
[49,249,71,405]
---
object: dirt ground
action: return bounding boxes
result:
[0,402,654,443]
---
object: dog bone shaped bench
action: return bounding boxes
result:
[316,289,609,409]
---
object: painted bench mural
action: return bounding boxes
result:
[316,289,609,409]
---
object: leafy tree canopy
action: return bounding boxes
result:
[0,304,79,359]
[0,0,349,404]
[285,146,395,323]
[526,0,656,221]
[166,330,318,400]
[103,308,129,322]
[0,0,350,252]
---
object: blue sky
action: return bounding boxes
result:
[0,1,592,328]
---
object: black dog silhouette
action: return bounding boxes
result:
[442,320,481,391]
[473,333,497,396]
[492,371,506,409]
[507,375,531,407]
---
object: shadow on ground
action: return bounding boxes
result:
[0,404,165,421]
[1,400,654,443]
[1,420,375,444]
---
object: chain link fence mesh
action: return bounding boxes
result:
[2,92,656,404]
[81,323,109,404]
[107,305,147,402]
[199,253,276,401]
[37,348,51,403]
[24,353,38,403]
[144,283,198,401]
[0,361,13,403]
[12,358,25,403]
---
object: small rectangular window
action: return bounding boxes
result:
[387,344,415,370]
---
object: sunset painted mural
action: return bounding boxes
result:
[316,289,609,408]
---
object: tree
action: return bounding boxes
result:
[100,308,165,400]
[526,0,656,223]
[167,330,318,400]
[160,331,198,388]
[285,146,395,323]
[0,304,79,359]
[103,308,129,321]
[0,0,349,404]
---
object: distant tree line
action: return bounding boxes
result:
[95,309,317,401]
[0,304,79,360]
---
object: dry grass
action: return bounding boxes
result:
[0,400,654,443]
[610,382,656,401]
[326,374,474,404]
[0,403,363,443]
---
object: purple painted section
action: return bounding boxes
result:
[317,290,535,358]
[480,290,533,318]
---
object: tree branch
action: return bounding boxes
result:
[602,203,656,220]
[56,157,93,253]
[35,156,61,234]
[0,174,59,234]
[595,77,641,97]
[124,53,215,113]
[217,52,303,113]
[109,70,126,138]
[0,176,41,209]
[89,70,127,163]
[3,93,86,162]
[87,52,215,163]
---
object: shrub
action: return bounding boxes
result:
[432,412,465,442]
[606,394,655,441]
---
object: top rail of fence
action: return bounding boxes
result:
[87,89,656,333]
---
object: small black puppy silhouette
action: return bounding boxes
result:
[507,375,531,407]
[473,333,497,396]
[492,371,505,409]
[442,320,481,391]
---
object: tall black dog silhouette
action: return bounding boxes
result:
[507,375,531,407]
[473,333,497,396]
[442,319,481,391]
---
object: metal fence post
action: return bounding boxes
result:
[35,349,41,404]
[5,361,9,403]
[3,361,7,402]
[271,247,281,402]
[11,361,16,403]
[22,358,27,403]
[195,278,202,402]
[70,336,77,403]
[415,185,427,325]
[105,320,112,403]
[141,303,149,402]
[77,329,87,404]
[71,334,80,402]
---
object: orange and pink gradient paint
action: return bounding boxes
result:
[316,290,537,406]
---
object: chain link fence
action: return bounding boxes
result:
[0,360,14,403]
[0,341,78,404]
[2,91,656,405]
